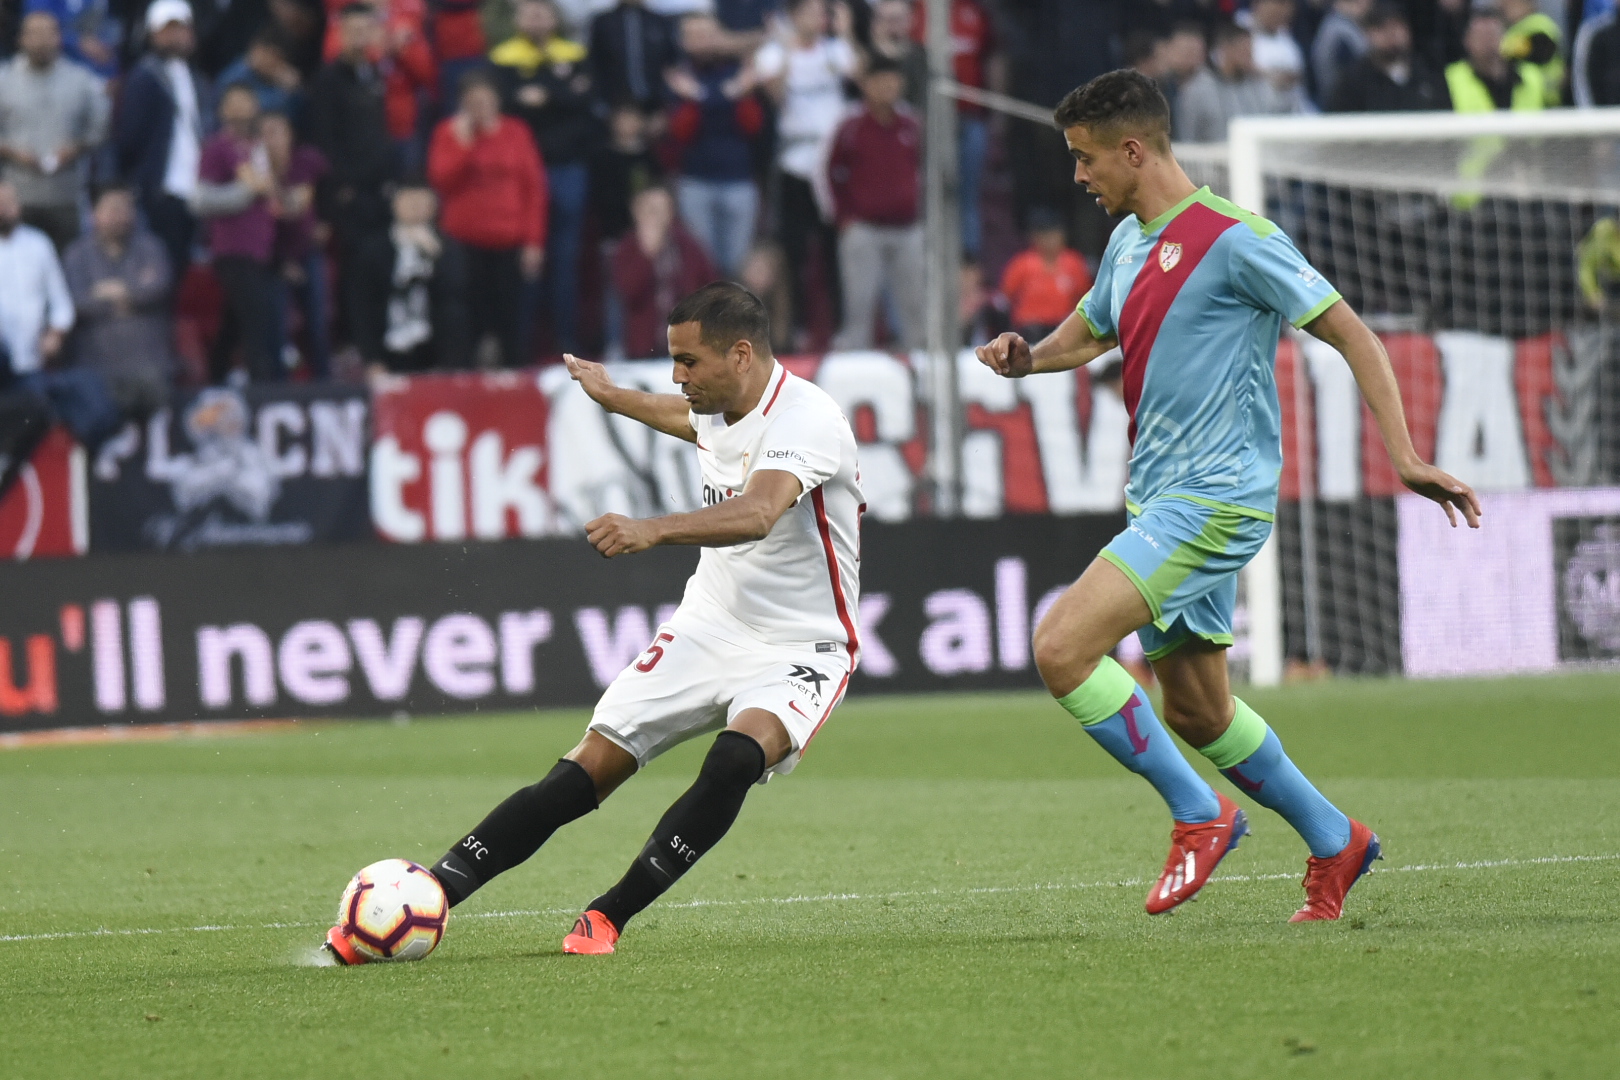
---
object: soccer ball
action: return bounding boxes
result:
[334,859,449,962]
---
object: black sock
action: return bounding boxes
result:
[431,758,599,906]
[590,730,766,931]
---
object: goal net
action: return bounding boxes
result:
[1213,110,1620,684]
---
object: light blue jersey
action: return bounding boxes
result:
[1078,187,1341,519]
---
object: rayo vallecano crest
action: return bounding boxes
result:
[1158,241,1183,272]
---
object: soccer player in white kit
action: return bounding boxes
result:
[323,283,864,962]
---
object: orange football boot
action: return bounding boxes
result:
[1291,818,1381,923]
[323,926,368,966]
[1145,792,1249,914]
[561,910,620,955]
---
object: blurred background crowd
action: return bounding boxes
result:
[0,0,1610,442]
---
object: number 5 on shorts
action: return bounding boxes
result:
[635,632,675,673]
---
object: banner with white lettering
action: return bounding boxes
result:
[0,515,1120,730]
[366,331,1614,547]
[89,385,371,552]
[367,355,1131,542]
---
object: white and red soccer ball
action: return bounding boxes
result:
[334,859,449,962]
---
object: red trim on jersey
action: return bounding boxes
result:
[1116,201,1238,445]
[761,365,787,416]
[810,486,859,659]
[801,669,851,752]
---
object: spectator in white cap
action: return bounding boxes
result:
[112,0,210,281]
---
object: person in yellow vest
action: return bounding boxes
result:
[1578,217,1620,312]
[1499,0,1564,105]
[491,0,594,354]
[1446,9,1543,209]
[1447,7,1546,113]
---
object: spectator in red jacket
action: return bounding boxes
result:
[996,207,1092,342]
[826,55,923,351]
[613,184,715,359]
[428,70,548,367]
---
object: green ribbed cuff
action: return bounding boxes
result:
[1055,655,1138,727]
[1199,697,1269,769]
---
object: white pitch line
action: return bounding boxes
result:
[2,852,1616,946]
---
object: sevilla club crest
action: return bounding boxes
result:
[1158,241,1183,272]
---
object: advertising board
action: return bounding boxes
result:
[0,515,1119,732]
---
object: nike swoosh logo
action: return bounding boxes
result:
[650,858,665,874]
[788,701,811,720]
[438,863,468,879]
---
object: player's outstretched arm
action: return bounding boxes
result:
[975,310,1117,378]
[583,470,803,557]
[564,353,696,443]
[1302,300,1482,529]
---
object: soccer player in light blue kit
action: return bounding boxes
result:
[977,71,1482,920]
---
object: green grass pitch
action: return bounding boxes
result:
[3,673,1620,1079]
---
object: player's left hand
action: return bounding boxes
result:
[585,513,660,557]
[565,353,618,406]
[1399,463,1482,529]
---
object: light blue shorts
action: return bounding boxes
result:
[1099,495,1273,661]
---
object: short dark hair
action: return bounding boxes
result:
[338,1,376,18]
[667,282,773,355]
[92,181,134,205]
[865,53,903,78]
[1212,19,1251,47]
[250,25,289,51]
[1363,1,1406,29]
[457,66,500,99]
[1052,69,1172,152]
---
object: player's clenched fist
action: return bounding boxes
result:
[975,332,1034,378]
[585,513,659,557]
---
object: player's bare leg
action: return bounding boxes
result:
[1034,557,1246,913]
[1031,556,1154,697]
[564,709,793,954]
[1151,639,1381,921]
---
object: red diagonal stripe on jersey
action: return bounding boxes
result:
[762,365,788,415]
[811,486,859,661]
[1117,201,1239,444]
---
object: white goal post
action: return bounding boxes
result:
[1218,108,1620,685]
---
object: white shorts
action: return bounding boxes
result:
[588,604,853,780]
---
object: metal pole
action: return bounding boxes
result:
[1228,118,1284,685]
[924,0,961,516]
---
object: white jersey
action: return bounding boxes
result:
[683,362,864,661]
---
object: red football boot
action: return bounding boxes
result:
[1145,792,1249,914]
[561,910,620,955]
[322,926,368,966]
[1291,818,1381,923]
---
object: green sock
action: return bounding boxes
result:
[1058,657,1220,824]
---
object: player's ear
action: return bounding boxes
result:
[732,339,754,372]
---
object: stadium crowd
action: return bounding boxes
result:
[0,0,1611,438]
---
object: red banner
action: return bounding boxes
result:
[0,427,85,559]
[369,371,553,542]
